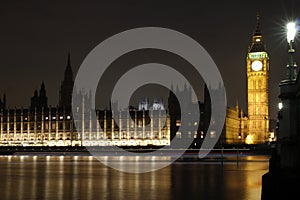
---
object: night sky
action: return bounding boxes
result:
[1,0,300,120]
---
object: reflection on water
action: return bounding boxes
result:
[0,155,269,200]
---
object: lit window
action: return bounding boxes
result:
[200,131,204,139]
[176,132,181,139]
[255,38,261,42]
[210,131,216,138]
[188,131,192,138]
[67,116,71,120]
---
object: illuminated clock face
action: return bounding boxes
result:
[251,60,263,71]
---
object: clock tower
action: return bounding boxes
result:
[246,14,269,144]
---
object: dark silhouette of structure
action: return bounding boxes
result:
[0,94,6,110]
[30,82,48,110]
[59,53,74,110]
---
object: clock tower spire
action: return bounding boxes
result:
[249,13,266,53]
[254,12,261,35]
[246,13,269,144]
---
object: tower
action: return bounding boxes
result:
[30,82,48,110]
[59,53,74,110]
[246,13,269,144]
[39,82,48,108]
[0,94,6,110]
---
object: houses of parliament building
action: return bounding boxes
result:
[0,15,275,147]
[0,54,174,147]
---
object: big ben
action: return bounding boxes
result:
[246,14,269,144]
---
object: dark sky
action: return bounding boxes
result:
[0,0,300,120]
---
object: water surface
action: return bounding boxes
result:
[0,155,269,200]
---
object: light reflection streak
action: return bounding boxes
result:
[102,164,108,200]
[31,155,37,199]
[72,156,79,200]
[45,155,50,200]
[5,156,12,200]
[58,156,64,200]
[87,156,93,200]
[18,156,24,200]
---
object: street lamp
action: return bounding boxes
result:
[287,22,296,45]
[286,22,298,80]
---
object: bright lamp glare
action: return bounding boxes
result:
[287,22,296,42]
[278,102,283,110]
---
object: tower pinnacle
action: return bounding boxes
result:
[254,12,262,36]
[59,52,74,110]
[249,13,265,52]
[67,52,71,67]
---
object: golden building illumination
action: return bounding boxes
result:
[224,103,248,144]
[0,107,171,147]
[246,14,269,144]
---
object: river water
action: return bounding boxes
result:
[0,155,269,200]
